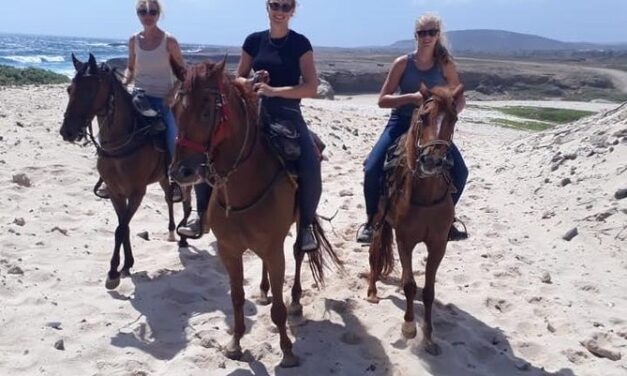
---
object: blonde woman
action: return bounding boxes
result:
[356,13,469,243]
[96,0,185,201]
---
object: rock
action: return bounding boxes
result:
[13,218,25,226]
[582,337,621,361]
[339,189,353,197]
[316,78,335,100]
[8,266,24,275]
[560,178,572,187]
[12,173,31,187]
[137,231,150,241]
[54,339,65,351]
[615,189,627,200]
[562,228,578,241]
[541,271,552,284]
[46,322,62,330]
[50,227,68,236]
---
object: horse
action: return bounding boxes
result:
[366,83,463,355]
[59,53,192,290]
[168,59,341,367]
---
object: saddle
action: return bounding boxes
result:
[132,89,167,152]
[262,115,326,175]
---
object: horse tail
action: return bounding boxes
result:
[369,219,395,280]
[307,217,344,286]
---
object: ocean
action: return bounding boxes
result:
[0,32,213,77]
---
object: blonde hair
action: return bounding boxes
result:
[136,0,165,19]
[415,12,451,66]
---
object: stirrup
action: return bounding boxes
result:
[356,223,373,244]
[94,178,110,199]
[448,218,468,241]
[176,216,204,239]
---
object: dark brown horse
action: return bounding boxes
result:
[59,54,192,290]
[367,84,463,355]
[169,59,341,367]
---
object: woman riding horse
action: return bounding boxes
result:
[357,13,469,243]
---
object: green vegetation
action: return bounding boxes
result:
[494,106,595,124]
[0,64,69,86]
[492,118,554,131]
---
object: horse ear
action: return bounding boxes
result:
[170,56,186,82]
[72,53,83,71]
[87,53,98,74]
[419,82,430,99]
[216,54,227,73]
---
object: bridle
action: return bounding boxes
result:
[411,96,457,179]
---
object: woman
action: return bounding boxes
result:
[231,0,321,252]
[96,0,184,202]
[356,13,469,243]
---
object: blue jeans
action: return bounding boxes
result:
[263,98,321,228]
[363,113,468,217]
[146,95,176,158]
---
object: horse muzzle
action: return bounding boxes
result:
[170,161,205,186]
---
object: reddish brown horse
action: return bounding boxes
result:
[169,59,341,367]
[59,54,192,290]
[367,84,463,355]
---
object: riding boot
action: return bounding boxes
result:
[298,225,318,252]
[356,215,374,244]
[177,211,206,238]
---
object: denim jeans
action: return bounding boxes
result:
[146,95,176,159]
[363,113,468,216]
[262,98,321,228]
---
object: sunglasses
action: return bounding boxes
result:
[137,9,159,16]
[267,2,293,12]
[416,29,440,38]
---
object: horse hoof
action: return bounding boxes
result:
[105,277,120,290]
[423,340,442,356]
[168,231,176,242]
[279,352,300,368]
[402,321,417,339]
[120,269,132,278]
[225,340,242,360]
[178,238,189,248]
[287,302,303,317]
[366,294,380,304]
[256,296,272,306]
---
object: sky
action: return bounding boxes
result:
[1,0,626,47]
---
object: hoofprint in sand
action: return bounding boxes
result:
[0,85,625,376]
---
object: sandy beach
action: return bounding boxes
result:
[0,85,625,376]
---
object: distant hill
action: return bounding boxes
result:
[389,29,622,54]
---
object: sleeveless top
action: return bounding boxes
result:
[393,52,446,117]
[133,32,175,98]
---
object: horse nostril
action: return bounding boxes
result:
[180,166,195,179]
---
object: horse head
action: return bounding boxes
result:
[408,83,463,177]
[170,58,231,186]
[60,53,115,142]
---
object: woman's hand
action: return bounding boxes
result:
[411,91,424,106]
[253,82,278,97]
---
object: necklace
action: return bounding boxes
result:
[267,30,290,49]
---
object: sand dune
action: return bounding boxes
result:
[0,85,625,375]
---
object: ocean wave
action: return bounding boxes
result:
[3,55,65,64]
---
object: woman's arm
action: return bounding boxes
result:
[253,51,318,99]
[234,49,254,88]
[122,36,136,86]
[442,60,466,113]
[377,55,424,109]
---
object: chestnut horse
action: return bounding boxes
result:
[367,84,463,355]
[169,60,341,367]
[59,54,192,290]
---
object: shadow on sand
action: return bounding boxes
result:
[108,242,258,360]
[384,290,576,376]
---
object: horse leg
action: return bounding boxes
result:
[422,240,447,355]
[177,186,193,248]
[106,195,127,290]
[366,243,380,303]
[119,191,145,277]
[397,237,418,339]
[218,245,246,360]
[288,246,305,317]
[159,178,178,243]
[266,248,299,368]
[257,262,271,306]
